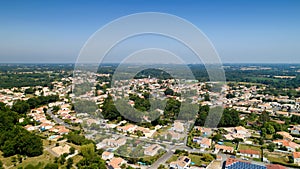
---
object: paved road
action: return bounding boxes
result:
[149,147,175,169]
[46,108,72,129]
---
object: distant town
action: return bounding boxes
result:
[0,63,300,169]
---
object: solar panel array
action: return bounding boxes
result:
[226,161,266,169]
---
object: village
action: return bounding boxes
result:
[1,70,300,169]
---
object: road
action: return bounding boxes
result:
[46,108,72,129]
[45,145,59,157]
[149,147,175,169]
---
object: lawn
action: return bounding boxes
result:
[0,139,81,168]
[238,144,261,151]
[264,152,299,168]
[166,154,179,164]
[223,141,237,149]
[188,154,211,166]
[0,150,55,168]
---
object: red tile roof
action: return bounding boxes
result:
[266,164,286,169]
[293,152,300,159]
[239,149,260,155]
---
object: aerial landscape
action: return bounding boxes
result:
[0,1,300,169]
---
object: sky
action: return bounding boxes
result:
[0,0,300,63]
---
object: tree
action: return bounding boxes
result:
[69,147,75,154]
[24,164,35,169]
[52,106,60,113]
[25,88,35,95]
[158,164,167,169]
[59,155,66,165]
[202,153,214,162]
[11,100,30,114]
[273,133,283,140]
[0,160,3,169]
[259,111,270,123]
[204,93,210,101]
[164,88,174,96]
[66,158,73,169]
[44,163,58,169]
[267,143,276,152]
[135,130,144,137]
[80,143,95,158]
[265,123,275,134]
[212,134,222,142]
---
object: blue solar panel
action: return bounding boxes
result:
[226,161,266,169]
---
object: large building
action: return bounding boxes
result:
[225,158,286,169]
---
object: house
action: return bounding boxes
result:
[49,126,70,135]
[214,145,234,154]
[169,156,191,169]
[144,144,162,156]
[200,138,211,149]
[40,123,53,131]
[273,140,300,152]
[194,126,213,136]
[117,124,136,133]
[290,125,300,135]
[135,126,152,137]
[168,131,182,140]
[172,121,184,133]
[276,131,294,141]
[24,125,36,131]
[275,111,289,117]
[235,126,248,135]
[108,157,126,169]
[239,149,260,158]
[102,151,114,160]
[293,152,300,166]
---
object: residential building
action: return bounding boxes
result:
[214,144,234,154]
[144,144,162,156]
[239,149,260,158]
[276,131,294,141]
[169,156,191,169]
[293,152,300,166]
[273,140,300,152]
[108,157,126,169]
[102,151,114,160]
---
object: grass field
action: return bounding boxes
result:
[0,139,81,168]
[238,144,261,151]
[223,141,237,149]
[0,150,55,168]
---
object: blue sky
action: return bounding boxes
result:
[0,0,299,63]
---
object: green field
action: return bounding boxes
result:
[238,144,261,151]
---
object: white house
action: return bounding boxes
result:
[102,151,114,160]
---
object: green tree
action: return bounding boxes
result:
[212,134,222,142]
[202,153,214,162]
[12,100,30,114]
[259,111,270,123]
[81,143,95,158]
[267,143,276,152]
[265,123,275,134]
[44,163,58,169]
[66,158,73,169]
[69,147,75,154]
[164,88,174,96]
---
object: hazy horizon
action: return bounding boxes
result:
[0,0,300,63]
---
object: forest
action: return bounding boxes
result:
[0,103,43,157]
